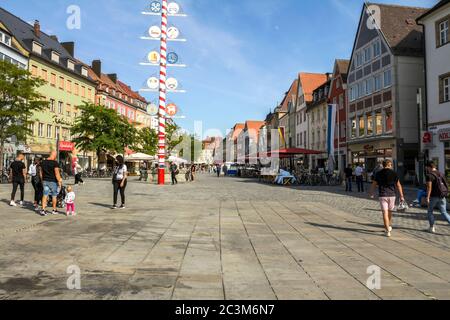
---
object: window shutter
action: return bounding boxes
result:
[439,77,444,104]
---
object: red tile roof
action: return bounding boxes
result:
[298,73,328,103]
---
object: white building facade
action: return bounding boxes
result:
[418,0,450,179]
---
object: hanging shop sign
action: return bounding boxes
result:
[166,77,179,90]
[167,2,180,15]
[167,52,179,64]
[167,26,180,39]
[439,128,450,142]
[167,103,178,117]
[147,77,159,89]
[148,51,161,64]
[150,1,162,13]
[147,103,159,116]
[148,26,162,38]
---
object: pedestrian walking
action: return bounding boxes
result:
[74,162,84,185]
[217,165,221,178]
[9,153,27,207]
[30,157,43,210]
[170,162,179,185]
[191,165,196,182]
[112,155,127,210]
[65,186,76,216]
[355,163,365,193]
[40,151,63,216]
[425,161,450,234]
[369,160,405,238]
[344,164,353,192]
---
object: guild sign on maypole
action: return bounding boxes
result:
[141,1,187,185]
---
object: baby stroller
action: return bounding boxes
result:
[47,185,67,208]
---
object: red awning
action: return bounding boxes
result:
[259,148,322,158]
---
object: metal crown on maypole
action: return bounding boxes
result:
[140,1,187,185]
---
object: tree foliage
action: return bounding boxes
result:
[0,60,48,170]
[71,102,139,162]
[137,127,158,156]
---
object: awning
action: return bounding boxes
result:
[125,153,156,162]
[252,148,323,159]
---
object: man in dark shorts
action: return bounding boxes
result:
[9,153,27,207]
[344,164,353,192]
[39,151,62,216]
[425,161,450,234]
[369,160,405,238]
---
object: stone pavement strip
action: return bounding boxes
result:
[0,175,449,300]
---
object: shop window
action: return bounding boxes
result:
[351,118,357,139]
[385,108,393,132]
[375,111,383,135]
[367,114,374,136]
[359,116,365,137]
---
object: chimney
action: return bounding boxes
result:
[50,35,58,42]
[33,20,41,37]
[61,41,75,57]
[92,60,102,77]
[107,73,117,83]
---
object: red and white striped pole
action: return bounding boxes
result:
[158,0,168,185]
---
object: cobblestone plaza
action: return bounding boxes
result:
[0,176,449,300]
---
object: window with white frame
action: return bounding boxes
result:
[383,70,392,88]
[374,74,382,92]
[445,77,449,102]
[47,125,52,138]
[0,30,12,46]
[373,40,381,57]
[441,75,450,103]
[439,20,449,46]
[32,41,42,54]
[364,46,372,63]
[51,51,60,63]
[38,123,44,137]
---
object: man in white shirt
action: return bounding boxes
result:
[355,163,365,193]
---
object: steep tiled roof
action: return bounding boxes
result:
[298,73,328,103]
[370,3,429,56]
[0,7,93,82]
[280,79,299,112]
[232,124,245,141]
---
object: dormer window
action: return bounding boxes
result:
[51,51,60,63]
[32,41,43,55]
[81,66,88,77]
[67,60,75,71]
[0,31,12,47]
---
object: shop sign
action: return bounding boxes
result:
[59,141,75,152]
[423,131,433,144]
[439,128,450,142]
[364,145,374,152]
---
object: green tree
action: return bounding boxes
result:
[0,60,47,172]
[71,102,138,167]
[137,127,158,156]
[166,121,183,157]
[115,116,140,156]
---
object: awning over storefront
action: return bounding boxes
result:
[258,148,322,159]
[125,153,156,162]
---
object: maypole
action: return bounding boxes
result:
[140,1,187,185]
[158,0,168,185]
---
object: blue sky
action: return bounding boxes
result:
[0,0,438,137]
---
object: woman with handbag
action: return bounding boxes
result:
[369,160,405,238]
[112,155,128,210]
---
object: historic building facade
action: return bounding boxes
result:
[418,0,450,180]
[347,3,427,183]
[328,60,350,173]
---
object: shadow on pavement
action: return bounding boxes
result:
[306,221,382,236]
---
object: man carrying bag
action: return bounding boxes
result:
[426,161,450,234]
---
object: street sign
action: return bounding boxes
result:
[167,52,179,64]
[167,103,178,117]
[150,1,162,13]
[148,51,160,64]
[166,77,178,90]
[167,2,180,14]
[147,103,159,116]
[148,26,162,38]
[147,77,159,89]
[167,26,180,39]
